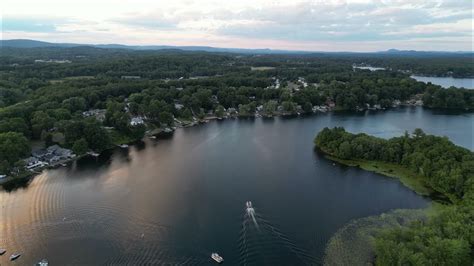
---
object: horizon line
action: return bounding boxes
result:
[2,38,473,54]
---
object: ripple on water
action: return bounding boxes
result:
[238,208,320,265]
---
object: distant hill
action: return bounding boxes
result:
[0,39,298,54]
[1,39,472,56]
[0,39,81,48]
[377,48,472,57]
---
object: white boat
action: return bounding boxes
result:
[211,253,224,263]
[0,248,6,255]
[10,253,21,261]
[36,259,49,266]
[119,144,129,148]
[149,135,157,139]
[246,201,252,208]
[87,151,100,157]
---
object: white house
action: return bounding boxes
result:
[130,117,145,126]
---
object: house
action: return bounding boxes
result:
[275,79,281,89]
[32,149,49,159]
[130,116,145,126]
[298,77,308,88]
[30,145,75,166]
[392,100,401,107]
[227,108,237,114]
[82,109,106,121]
[174,103,184,110]
[0,174,6,179]
[47,145,74,158]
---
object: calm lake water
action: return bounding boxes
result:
[1,107,473,265]
[411,75,474,89]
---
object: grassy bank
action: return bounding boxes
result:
[325,154,432,197]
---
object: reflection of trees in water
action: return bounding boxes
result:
[324,209,427,266]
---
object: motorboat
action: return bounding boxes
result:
[10,253,21,261]
[0,248,6,255]
[119,144,129,148]
[211,253,224,263]
[246,201,252,208]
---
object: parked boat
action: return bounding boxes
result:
[87,151,100,157]
[0,248,6,255]
[211,253,224,263]
[10,253,21,261]
[118,144,129,148]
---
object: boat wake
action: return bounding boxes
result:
[238,201,320,265]
[246,201,259,230]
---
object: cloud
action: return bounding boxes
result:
[1,0,472,51]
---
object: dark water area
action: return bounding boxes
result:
[1,107,472,265]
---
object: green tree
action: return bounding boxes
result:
[30,111,55,139]
[159,111,173,126]
[0,132,30,168]
[72,138,89,155]
[263,100,277,115]
[215,105,225,118]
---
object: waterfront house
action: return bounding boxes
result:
[30,145,76,166]
[227,108,237,115]
[130,116,145,126]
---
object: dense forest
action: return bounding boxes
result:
[0,47,473,176]
[315,127,474,265]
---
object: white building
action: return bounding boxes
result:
[130,117,145,126]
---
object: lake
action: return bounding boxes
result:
[353,65,385,71]
[411,75,474,89]
[1,107,473,265]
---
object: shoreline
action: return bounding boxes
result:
[316,148,452,203]
[1,105,469,189]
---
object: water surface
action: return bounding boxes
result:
[1,107,472,265]
[411,75,474,89]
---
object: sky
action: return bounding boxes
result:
[1,0,473,52]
